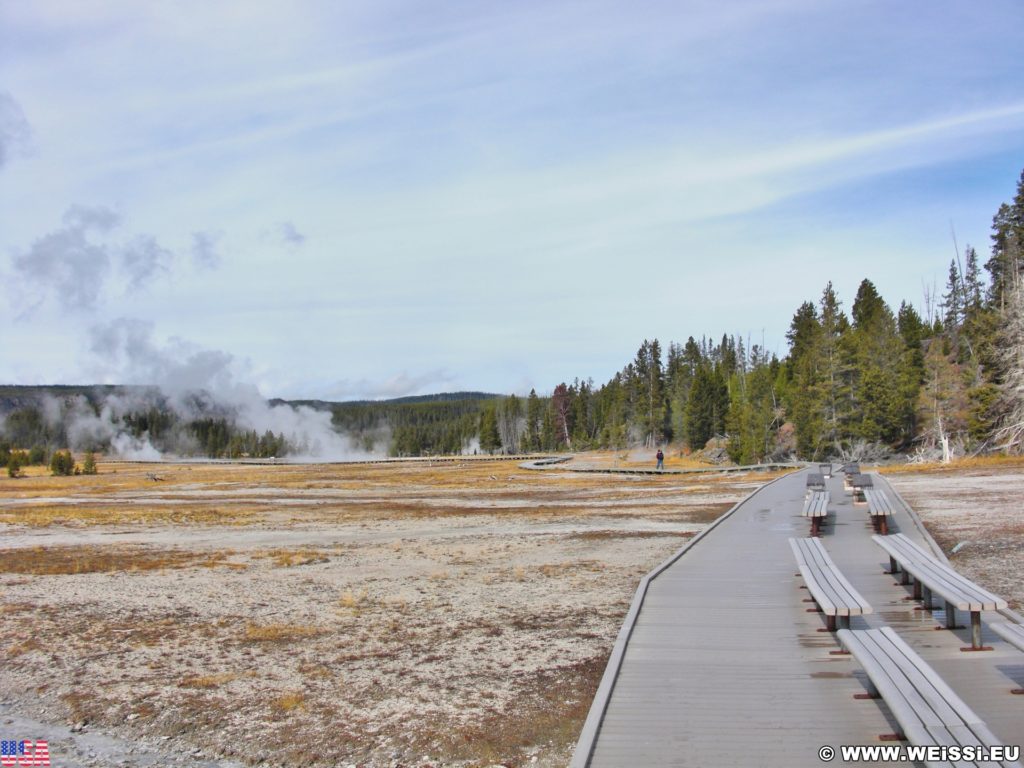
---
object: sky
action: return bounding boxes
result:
[2,0,1024,401]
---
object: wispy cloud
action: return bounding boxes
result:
[323,370,458,401]
[0,92,32,168]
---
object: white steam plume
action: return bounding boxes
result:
[85,318,380,461]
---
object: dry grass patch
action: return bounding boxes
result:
[270,691,308,714]
[879,455,1024,475]
[0,546,235,575]
[242,622,325,643]
[252,547,330,567]
[179,673,239,689]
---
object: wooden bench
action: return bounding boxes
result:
[874,533,1008,650]
[819,462,832,479]
[841,462,860,475]
[849,473,873,502]
[806,472,826,493]
[801,490,830,536]
[790,537,872,630]
[991,623,1024,694]
[863,487,894,535]
[837,627,1021,766]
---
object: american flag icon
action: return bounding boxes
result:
[0,740,50,767]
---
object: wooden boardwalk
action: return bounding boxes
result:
[572,468,1024,767]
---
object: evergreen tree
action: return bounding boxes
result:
[686,364,728,450]
[941,259,964,336]
[632,340,665,447]
[478,403,501,453]
[986,169,1024,308]
[49,449,76,476]
[525,389,543,452]
[847,279,904,445]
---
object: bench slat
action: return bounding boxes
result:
[790,538,872,617]
[873,535,1008,612]
[864,488,894,516]
[801,490,829,518]
[902,558,1005,611]
[841,630,947,732]
[838,628,1019,767]
[992,622,1024,652]
[855,628,963,728]
[800,541,872,616]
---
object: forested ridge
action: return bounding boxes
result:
[2,169,1023,463]
[471,168,1024,462]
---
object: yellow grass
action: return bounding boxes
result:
[179,672,239,689]
[0,546,235,574]
[270,691,307,714]
[242,623,325,642]
[878,454,1024,475]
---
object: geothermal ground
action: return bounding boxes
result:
[1,455,1021,768]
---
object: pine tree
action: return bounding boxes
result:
[986,170,1024,308]
[49,449,75,476]
[478,404,501,454]
[82,451,98,475]
[941,259,964,334]
[525,389,542,452]
[817,282,849,452]
[785,300,823,458]
[847,279,904,445]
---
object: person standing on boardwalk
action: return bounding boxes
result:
[656,448,664,470]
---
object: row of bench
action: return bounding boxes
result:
[802,464,893,536]
[790,495,1022,764]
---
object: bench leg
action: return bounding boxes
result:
[960,612,994,652]
[912,580,922,600]
[880,517,888,535]
[826,614,837,632]
[942,600,961,629]
[887,556,898,575]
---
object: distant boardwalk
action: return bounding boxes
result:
[572,469,1024,767]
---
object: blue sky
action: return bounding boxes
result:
[2,0,1023,400]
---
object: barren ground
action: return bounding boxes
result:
[2,455,1020,768]
[0,455,771,768]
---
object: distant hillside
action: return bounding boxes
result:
[269,391,502,410]
[0,384,159,415]
[0,385,506,459]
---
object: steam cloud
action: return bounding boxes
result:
[79,319,379,461]
[6,205,375,462]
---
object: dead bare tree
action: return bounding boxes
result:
[994,271,1024,453]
